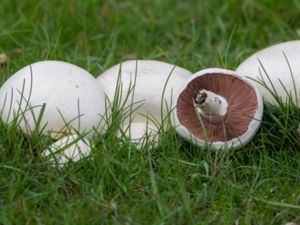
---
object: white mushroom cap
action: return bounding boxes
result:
[172,68,263,150]
[236,40,300,106]
[42,134,91,168]
[0,61,108,138]
[97,60,191,148]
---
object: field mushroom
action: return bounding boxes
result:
[172,68,263,150]
[0,60,108,167]
[97,60,191,148]
[236,40,300,106]
[0,60,108,138]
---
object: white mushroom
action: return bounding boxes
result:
[97,60,191,148]
[172,68,263,150]
[42,134,91,168]
[236,40,300,106]
[0,60,108,138]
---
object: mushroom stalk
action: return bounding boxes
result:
[194,89,228,123]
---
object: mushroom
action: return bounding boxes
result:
[97,60,191,148]
[42,134,92,168]
[0,60,108,138]
[172,68,263,149]
[0,60,108,167]
[236,40,300,106]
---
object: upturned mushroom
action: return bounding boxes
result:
[97,60,191,148]
[172,68,263,150]
[236,40,300,106]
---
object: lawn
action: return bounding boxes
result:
[1,0,300,224]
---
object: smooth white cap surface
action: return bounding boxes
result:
[0,61,108,138]
[236,40,300,106]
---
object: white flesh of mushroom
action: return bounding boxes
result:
[97,60,191,149]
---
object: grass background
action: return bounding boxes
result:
[1,0,300,224]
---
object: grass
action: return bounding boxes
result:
[1,0,300,224]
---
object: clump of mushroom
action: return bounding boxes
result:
[236,40,300,106]
[97,60,191,148]
[172,68,263,150]
[0,60,108,166]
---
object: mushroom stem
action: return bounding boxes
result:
[194,89,228,123]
